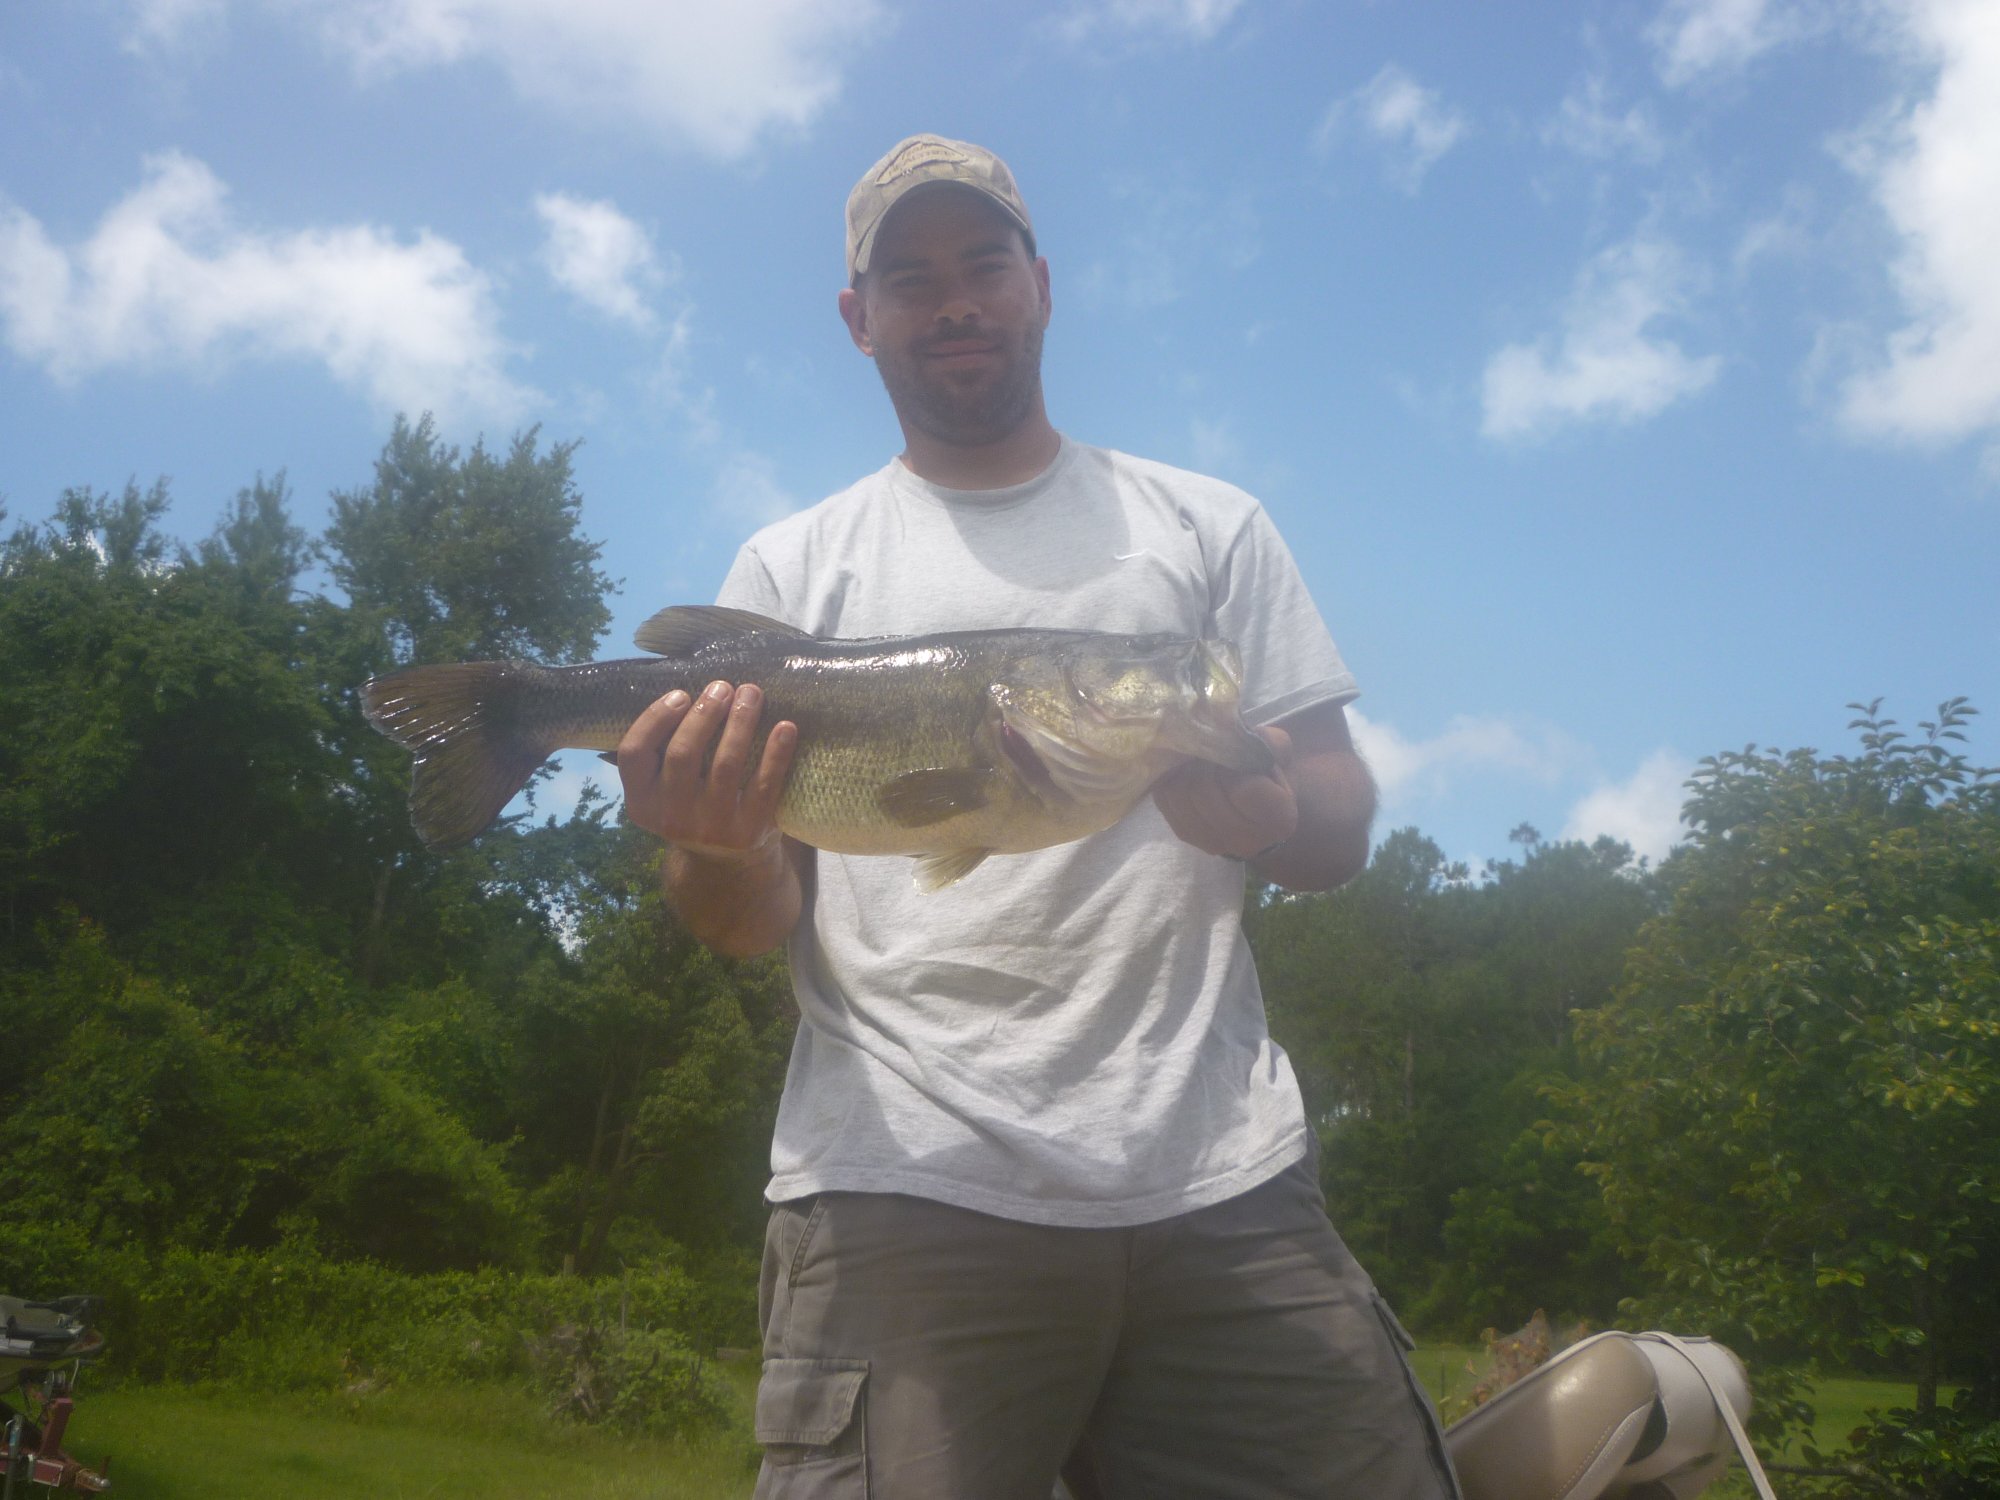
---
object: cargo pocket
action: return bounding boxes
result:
[1370,1291,1463,1500]
[755,1357,868,1498]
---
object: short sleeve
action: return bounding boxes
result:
[1208,502,1358,726]
[716,542,789,618]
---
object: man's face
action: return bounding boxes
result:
[842,185,1052,448]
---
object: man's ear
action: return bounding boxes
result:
[838,286,874,356]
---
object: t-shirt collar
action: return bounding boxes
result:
[886,434,1076,512]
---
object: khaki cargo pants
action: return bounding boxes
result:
[751,1152,1461,1499]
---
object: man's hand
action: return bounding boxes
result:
[617,680,806,957]
[1152,726,1299,862]
[618,680,797,856]
[1153,701,1375,893]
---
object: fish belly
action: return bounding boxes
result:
[776,740,1140,858]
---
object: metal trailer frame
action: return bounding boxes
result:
[1,1298,109,1497]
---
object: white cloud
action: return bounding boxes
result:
[1316,65,1467,192]
[1543,76,1665,163]
[123,0,227,51]
[1733,186,1815,275]
[712,449,798,528]
[648,308,722,444]
[1050,0,1247,46]
[1188,416,1241,477]
[1481,235,1721,440]
[1648,0,1803,87]
[1560,749,1692,864]
[0,151,532,423]
[1837,0,2000,459]
[534,192,668,329]
[125,0,883,159]
[1079,179,1259,310]
[1349,707,1582,808]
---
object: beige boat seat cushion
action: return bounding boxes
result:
[1443,1331,1765,1500]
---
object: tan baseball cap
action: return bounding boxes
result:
[845,134,1035,283]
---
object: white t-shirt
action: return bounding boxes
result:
[717,437,1358,1227]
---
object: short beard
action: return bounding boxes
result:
[874,319,1046,449]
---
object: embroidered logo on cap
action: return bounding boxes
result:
[876,138,974,185]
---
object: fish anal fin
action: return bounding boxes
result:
[409,738,549,851]
[876,768,993,828]
[634,605,810,657]
[912,847,991,892]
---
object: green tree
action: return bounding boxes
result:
[0,481,343,947]
[0,443,626,1277]
[1424,831,1656,1332]
[1255,825,1655,1330]
[0,921,275,1254]
[324,413,612,668]
[320,414,618,985]
[1553,701,2000,1420]
[489,817,791,1273]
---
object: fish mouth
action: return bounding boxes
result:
[1155,711,1276,776]
[1158,639,1270,775]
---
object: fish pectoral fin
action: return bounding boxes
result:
[633,604,811,657]
[912,847,991,892]
[876,768,994,828]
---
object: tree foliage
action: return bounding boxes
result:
[1552,701,2000,1418]
[324,413,612,667]
[0,420,781,1296]
[1255,824,1655,1332]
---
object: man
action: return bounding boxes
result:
[617,136,1458,1500]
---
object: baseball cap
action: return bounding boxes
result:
[845,134,1035,283]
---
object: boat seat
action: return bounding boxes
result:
[1444,1331,1772,1500]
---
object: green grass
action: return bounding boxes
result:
[1412,1341,1484,1413]
[41,1349,1935,1498]
[53,1363,765,1500]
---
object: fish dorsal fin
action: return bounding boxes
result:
[877,768,993,828]
[912,847,991,892]
[634,605,811,657]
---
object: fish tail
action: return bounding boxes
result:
[360,662,554,850]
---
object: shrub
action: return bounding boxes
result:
[0,1235,735,1435]
[525,1320,731,1436]
[1798,1393,2000,1500]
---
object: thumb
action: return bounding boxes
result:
[1259,724,1293,772]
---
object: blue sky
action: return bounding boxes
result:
[3,0,1996,872]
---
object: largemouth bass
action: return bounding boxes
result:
[361,605,1274,890]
